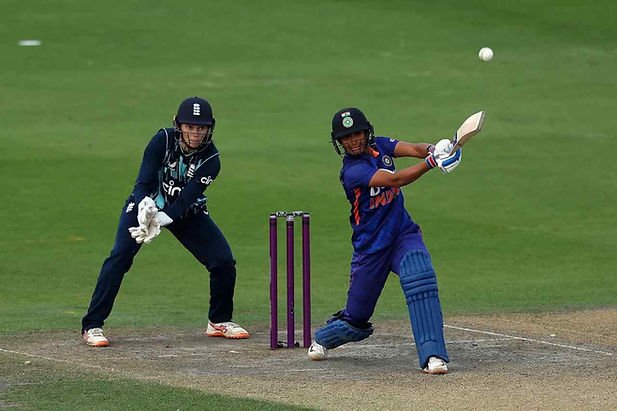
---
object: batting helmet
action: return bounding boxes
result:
[330,107,375,156]
[173,97,216,152]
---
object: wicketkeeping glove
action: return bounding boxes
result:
[128,223,159,244]
[128,211,173,244]
[137,196,158,226]
[129,196,160,244]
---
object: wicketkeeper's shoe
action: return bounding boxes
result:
[83,327,109,347]
[423,356,448,374]
[205,321,250,339]
[308,341,328,361]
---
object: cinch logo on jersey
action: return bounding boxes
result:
[200,176,213,185]
[369,186,401,209]
[163,180,182,197]
[193,103,201,116]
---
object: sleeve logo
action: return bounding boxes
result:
[382,155,393,167]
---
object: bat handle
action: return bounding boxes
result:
[450,133,458,153]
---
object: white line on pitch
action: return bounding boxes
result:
[0,347,160,380]
[444,324,614,356]
[0,347,113,369]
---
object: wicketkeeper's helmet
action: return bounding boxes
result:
[330,107,375,156]
[173,96,216,151]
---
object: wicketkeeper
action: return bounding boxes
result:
[308,107,461,374]
[81,97,249,347]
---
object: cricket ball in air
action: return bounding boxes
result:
[478,47,494,62]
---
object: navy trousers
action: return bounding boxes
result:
[81,198,236,332]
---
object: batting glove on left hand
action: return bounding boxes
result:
[432,139,454,159]
[425,140,462,174]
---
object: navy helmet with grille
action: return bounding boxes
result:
[330,107,375,155]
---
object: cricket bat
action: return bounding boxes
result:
[450,111,485,152]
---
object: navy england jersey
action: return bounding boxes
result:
[132,128,221,221]
[340,136,418,253]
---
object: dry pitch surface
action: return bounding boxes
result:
[1,309,616,410]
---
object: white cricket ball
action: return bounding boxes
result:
[478,47,494,62]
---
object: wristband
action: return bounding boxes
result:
[425,155,437,169]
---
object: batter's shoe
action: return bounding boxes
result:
[205,321,250,339]
[423,356,448,374]
[308,341,328,361]
[83,328,109,347]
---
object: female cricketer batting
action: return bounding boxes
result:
[81,97,249,347]
[307,107,461,374]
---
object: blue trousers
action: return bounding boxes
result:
[343,227,429,324]
[341,227,448,366]
[81,198,237,332]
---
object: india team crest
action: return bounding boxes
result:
[342,116,354,128]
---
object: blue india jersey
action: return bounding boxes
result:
[340,137,419,254]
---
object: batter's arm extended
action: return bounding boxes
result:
[393,141,433,159]
[368,162,431,188]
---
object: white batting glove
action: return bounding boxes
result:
[425,145,462,174]
[437,148,462,173]
[433,139,454,159]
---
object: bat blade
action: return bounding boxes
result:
[451,111,485,151]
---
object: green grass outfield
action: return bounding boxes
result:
[1,0,616,408]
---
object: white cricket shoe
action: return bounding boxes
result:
[83,328,109,347]
[423,356,448,374]
[308,341,328,361]
[205,321,250,339]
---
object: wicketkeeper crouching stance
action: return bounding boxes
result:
[81,96,249,347]
[308,107,462,374]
